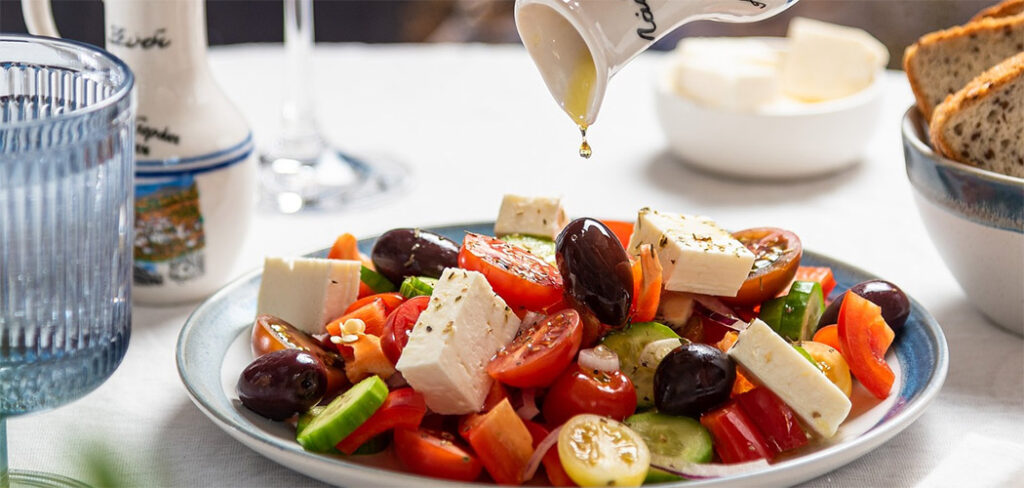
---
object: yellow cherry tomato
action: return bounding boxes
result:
[800,341,853,397]
[557,414,651,487]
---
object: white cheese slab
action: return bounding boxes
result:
[256,257,361,336]
[395,268,522,414]
[780,17,888,102]
[493,194,569,240]
[627,208,754,297]
[728,319,852,438]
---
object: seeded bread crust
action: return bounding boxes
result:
[929,52,1024,178]
[972,0,1024,21]
[903,15,1024,120]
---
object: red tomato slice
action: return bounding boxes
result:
[380,295,430,365]
[486,309,583,388]
[458,233,563,311]
[336,388,427,454]
[789,266,837,298]
[345,292,405,317]
[600,219,635,249]
[464,399,535,485]
[837,292,895,400]
[541,364,637,426]
[700,401,773,463]
[522,420,576,487]
[724,228,802,307]
[393,428,483,482]
[734,388,808,455]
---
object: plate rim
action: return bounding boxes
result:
[176,221,949,487]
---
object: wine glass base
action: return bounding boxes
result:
[258,147,409,214]
[4,470,91,488]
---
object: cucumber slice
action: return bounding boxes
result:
[295,406,326,437]
[600,322,681,408]
[360,266,396,293]
[399,276,437,298]
[626,412,712,484]
[758,296,786,331]
[778,281,824,341]
[296,376,388,452]
[502,234,557,266]
[792,344,820,369]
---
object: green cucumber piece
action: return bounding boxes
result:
[642,467,682,484]
[600,322,681,408]
[792,344,820,369]
[360,266,396,293]
[399,276,437,298]
[758,296,786,331]
[350,432,391,455]
[502,234,557,266]
[295,406,326,437]
[296,376,388,452]
[778,281,824,341]
[626,412,712,484]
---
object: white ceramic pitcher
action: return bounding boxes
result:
[516,0,798,127]
[23,0,258,305]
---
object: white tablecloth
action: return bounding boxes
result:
[8,43,1024,487]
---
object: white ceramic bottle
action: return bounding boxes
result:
[24,0,257,305]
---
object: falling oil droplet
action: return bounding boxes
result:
[578,125,592,159]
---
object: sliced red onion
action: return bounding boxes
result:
[650,456,770,480]
[522,424,562,482]
[516,388,540,421]
[385,371,408,389]
[693,295,748,331]
[578,345,620,372]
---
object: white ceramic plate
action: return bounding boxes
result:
[177,222,948,487]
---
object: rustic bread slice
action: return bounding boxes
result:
[930,52,1024,178]
[903,15,1024,120]
[972,0,1024,21]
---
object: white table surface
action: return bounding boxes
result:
[8,43,1024,487]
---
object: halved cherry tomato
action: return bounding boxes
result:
[522,419,576,486]
[542,364,637,426]
[250,314,349,396]
[629,244,663,323]
[337,388,427,454]
[837,292,895,400]
[380,295,430,365]
[600,219,635,249]
[458,233,563,311]
[724,227,802,307]
[700,401,773,463]
[393,428,483,482]
[735,388,808,455]
[344,292,405,317]
[486,309,583,388]
[463,399,535,485]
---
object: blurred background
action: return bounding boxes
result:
[0,0,1002,69]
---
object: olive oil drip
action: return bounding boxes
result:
[565,52,596,159]
[578,125,592,159]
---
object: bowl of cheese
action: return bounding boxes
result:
[654,18,888,180]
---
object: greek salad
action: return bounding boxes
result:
[236,196,909,486]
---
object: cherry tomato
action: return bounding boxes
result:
[724,227,803,307]
[542,364,637,426]
[380,296,430,365]
[734,388,808,455]
[250,314,349,396]
[486,309,583,388]
[458,233,563,311]
[700,401,772,463]
[393,428,483,482]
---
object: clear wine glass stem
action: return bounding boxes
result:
[279,0,323,158]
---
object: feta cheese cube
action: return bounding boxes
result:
[728,319,852,438]
[395,268,522,414]
[627,208,754,297]
[256,257,360,335]
[494,194,569,239]
[780,17,888,102]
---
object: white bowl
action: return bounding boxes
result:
[654,57,886,179]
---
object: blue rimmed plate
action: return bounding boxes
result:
[176,222,948,487]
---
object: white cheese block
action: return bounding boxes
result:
[780,17,888,102]
[493,194,569,239]
[395,268,522,414]
[627,208,754,297]
[671,37,782,111]
[728,319,852,438]
[256,257,360,336]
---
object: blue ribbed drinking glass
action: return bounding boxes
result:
[1,35,135,487]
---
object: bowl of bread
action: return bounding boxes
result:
[902,0,1024,335]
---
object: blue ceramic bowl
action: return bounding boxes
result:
[902,107,1024,335]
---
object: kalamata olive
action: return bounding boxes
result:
[555,218,633,326]
[653,343,735,417]
[251,314,349,396]
[370,228,459,284]
[238,349,327,421]
[818,280,910,333]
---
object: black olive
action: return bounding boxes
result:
[370,228,459,285]
[237,349,327,421]
[555,218,633,326]
[818,280,910,334]
[654,343,735,417]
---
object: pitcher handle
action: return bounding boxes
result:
[21,0,61,37]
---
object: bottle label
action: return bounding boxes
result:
[132,134,253,287]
